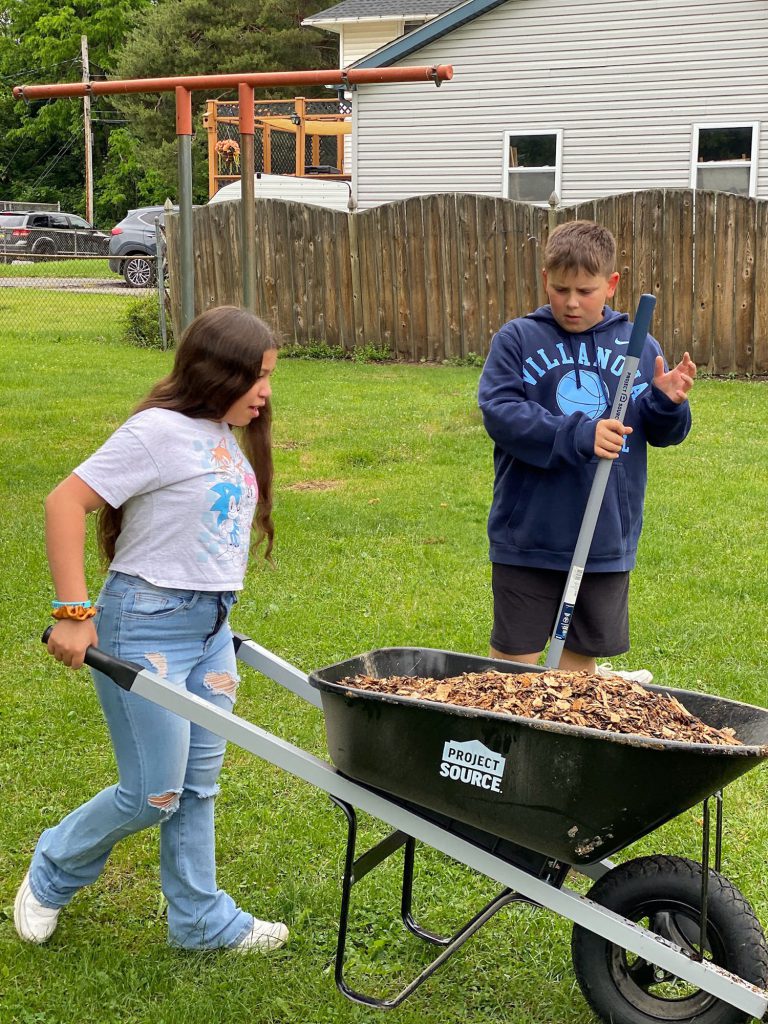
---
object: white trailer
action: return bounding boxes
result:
[209,172,354,211]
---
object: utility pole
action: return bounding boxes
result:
[81,35,94,223]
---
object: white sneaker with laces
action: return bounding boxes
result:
[597,662,653,686]
[231,918,289,952]
[14,873,61,944]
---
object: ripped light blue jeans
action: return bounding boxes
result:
[29,571,254,949]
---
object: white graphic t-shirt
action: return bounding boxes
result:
[75,408,258,590]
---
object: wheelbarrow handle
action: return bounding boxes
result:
[41,625,143,692]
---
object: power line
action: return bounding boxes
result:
[3,110,82,177]
[0,57,80,85]
[87,59,111,78]
[0,137,28,178]
[29,123,83,189]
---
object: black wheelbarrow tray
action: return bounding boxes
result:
[73,634,768,1024]
[310,646,768,866]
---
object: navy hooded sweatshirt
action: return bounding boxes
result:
[478,305,691,572]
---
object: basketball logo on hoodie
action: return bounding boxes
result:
[556,370,608,420]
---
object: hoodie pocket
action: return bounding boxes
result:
[504,467,588,556]
[593,461,631,557]
[504,472,538,533]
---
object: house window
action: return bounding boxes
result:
[402,21,423,35]
[692,124,758,197]
[503,131,562,203]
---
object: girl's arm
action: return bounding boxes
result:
[45,474,107,670]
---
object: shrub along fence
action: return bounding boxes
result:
[166,189,768,375]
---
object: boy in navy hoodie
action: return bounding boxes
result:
[478,220,696,681]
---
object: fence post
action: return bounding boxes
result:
[548,191,559,236]
[156,211,168,351]
[238,82,256,312]
[175,86,195,333]
[348,210,364,349]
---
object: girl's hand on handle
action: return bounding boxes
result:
[653,352,697,404]
[594,419,632,460]
[47,619,98,670]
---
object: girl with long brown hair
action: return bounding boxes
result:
[16,306,288,952]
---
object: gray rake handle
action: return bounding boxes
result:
[545,294,657,670]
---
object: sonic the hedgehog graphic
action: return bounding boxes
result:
[209,481,242,550]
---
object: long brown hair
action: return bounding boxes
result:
[97,305,278,563]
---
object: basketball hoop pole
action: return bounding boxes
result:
[544,294,656,669]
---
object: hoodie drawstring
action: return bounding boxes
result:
[568,333,582,389]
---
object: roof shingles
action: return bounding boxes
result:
[306,0,457,21]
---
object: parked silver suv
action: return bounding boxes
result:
[108,206,170,288]
[0,210,110,260]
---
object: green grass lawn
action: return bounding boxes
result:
[1,325,766,1024]
[0,286,137,341]
[0,256,116,278]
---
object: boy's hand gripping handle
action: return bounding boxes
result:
[41,625,142,691]
[544,293,656,670]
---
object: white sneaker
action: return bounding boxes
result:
[231,918,289,952]
[14,873,61,944]
[597,662,653,686]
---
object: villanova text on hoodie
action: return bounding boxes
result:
[478,306,691,573]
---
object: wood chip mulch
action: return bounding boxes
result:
[338,669,742,747]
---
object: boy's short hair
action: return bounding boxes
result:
[544,220,617,279]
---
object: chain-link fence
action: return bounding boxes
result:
[0,237,169,345]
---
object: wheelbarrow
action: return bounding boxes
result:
[48,629,768,1024]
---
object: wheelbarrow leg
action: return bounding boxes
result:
[401,836,452,946]
[698,789,724,961]
[330,797,526,1010]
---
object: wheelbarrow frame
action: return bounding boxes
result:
[78,632,768,1021]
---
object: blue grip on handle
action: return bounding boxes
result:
[627,293,656,358]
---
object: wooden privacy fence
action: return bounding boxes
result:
[166,189,768,374]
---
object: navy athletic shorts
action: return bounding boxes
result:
[490,563,630,658]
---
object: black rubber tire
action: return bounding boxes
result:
[571,855,768,1024]
[123,255,155,288]
[32,238,56,258]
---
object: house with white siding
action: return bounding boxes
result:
[302,0,457,176]
[302,0,457,67]
[336,0,767,210]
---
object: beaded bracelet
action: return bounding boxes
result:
[51,605,97,621]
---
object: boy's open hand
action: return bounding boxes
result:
[653,352,696,404]
[594,419,632,459]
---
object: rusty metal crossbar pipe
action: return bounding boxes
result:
[13,65,453,330]
[12,65,453,101]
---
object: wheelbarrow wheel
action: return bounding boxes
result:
[571,855,768,1024]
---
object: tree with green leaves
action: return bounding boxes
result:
[110,0,338,204]
[0,0,150,216]
[0,0,337,221]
